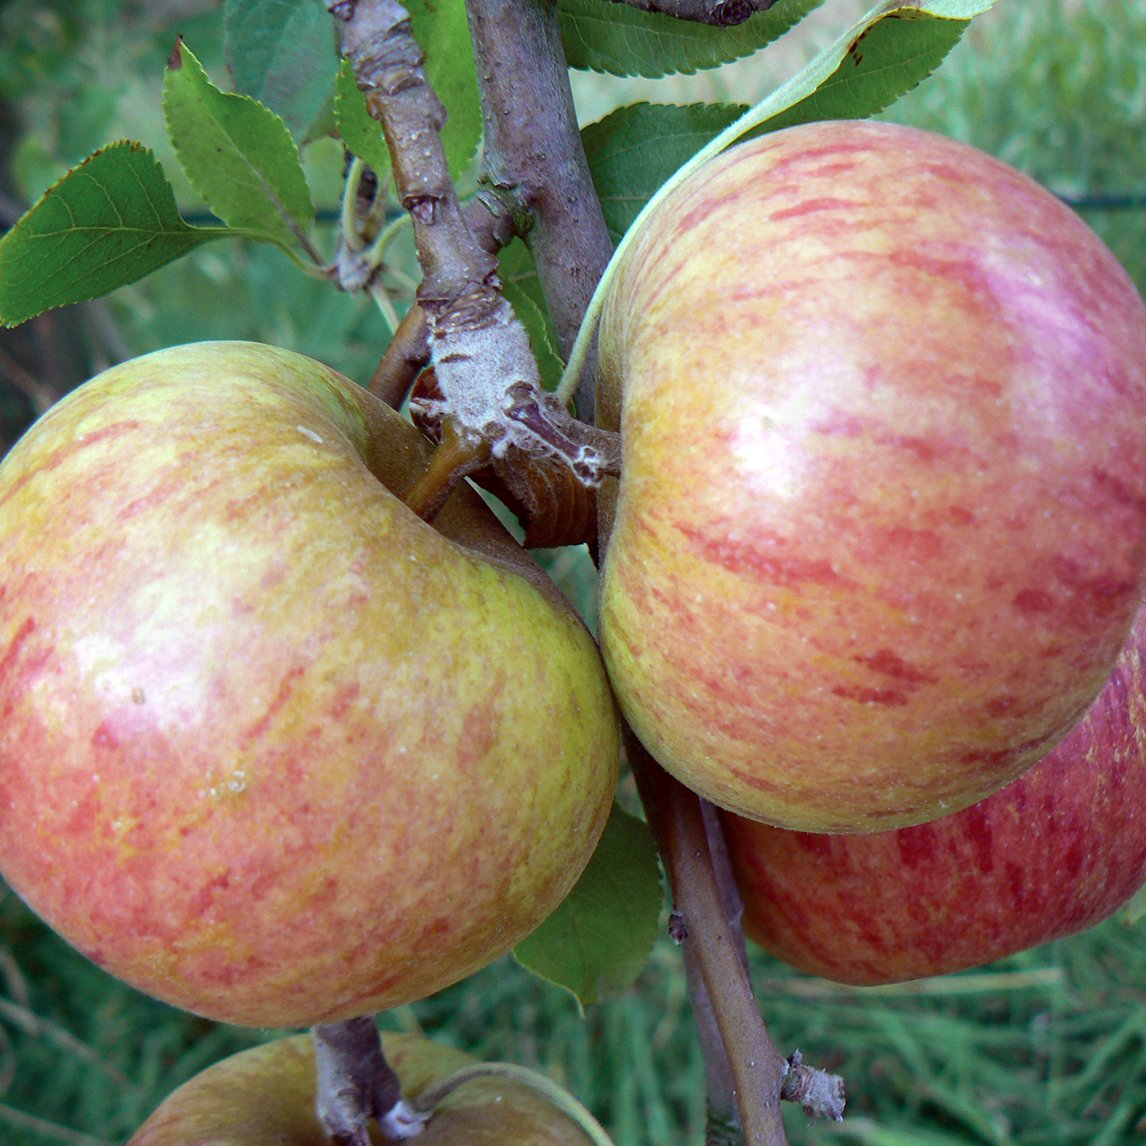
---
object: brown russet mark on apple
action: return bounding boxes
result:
[0,420,147,511]
[728,761,786,797]
[986,694,1021,718]
[767,196,859,223]
[1013,588,1056,614]
[895,823,937,868]
[1092,466,1146,517]
[763,139,867,181]
[671,183,753,241]
[809,409,962,470]
[456,695,502,774]
[1051,555,1140,616]
[829,685,910,707]
[242,664,308,743]
[0,617,50,718]
[853,648,937,686]
[90,720,121,752]
[873,247,999,308]
[958,732,1055,770]
[327,681,361,722]
[960,805,997,873]
[679,523,848,588]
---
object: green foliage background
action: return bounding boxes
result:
[1,2,1145,1144]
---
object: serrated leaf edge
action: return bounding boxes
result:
[556,0,999,402]
[163,39,316,250]
[0,141,235,328]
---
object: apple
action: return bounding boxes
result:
[0,341,620,1027]
[596,118,1146,833]
[128,1030,604,1144]
[720,602,1146,986]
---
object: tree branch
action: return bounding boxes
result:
[626,732,791,1145]
[366,196,522,409]
[464,0,615,420]
[603,0,777,25]
[331,0,498,308]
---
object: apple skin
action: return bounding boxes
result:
[0,341,619,1027]
[720,603,1146,986]
[128,1031,598,1144]
[597,119,1146,832]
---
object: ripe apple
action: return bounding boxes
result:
[0,341,620,1027]
[128,1030,603,1144]
[596,118,1146,832]
[720,602,1146,985]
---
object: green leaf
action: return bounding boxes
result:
[580,6,978,242]
[163,38,315,251]
[334,59,392,177]
[515,804,663,1008]
[717,0,997,145]
[406,0,483,179]
[499,239,566,391]
[558,0,823,78]
[224,0,339,138]
[556,0,997,408]
[583,102,745,243]
[755,6,974,133]
[0,142,231,328]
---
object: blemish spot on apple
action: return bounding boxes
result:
[296,425,324,445]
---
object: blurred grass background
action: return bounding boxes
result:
[2,0,1146,1143]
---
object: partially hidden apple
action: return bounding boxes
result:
[0,341,620,1027]
[597,118,1146,832]
[720,602,1146,986]
[128,1030,604,1144]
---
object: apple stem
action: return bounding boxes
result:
[411,1061,616,1145]
[312,1017,428,1144]
[369,303,431,409]
[400,419,492,523]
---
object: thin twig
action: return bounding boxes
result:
[627,732,792,1146]
[331,0,498,309]
[464,0,615,419]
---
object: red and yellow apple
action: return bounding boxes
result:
[721,602,1146,985]
[0,341,619,1027]
[597,119,1146,832]
[128,1030,603,1144]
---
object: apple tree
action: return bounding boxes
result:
[3,1,1146,1144]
